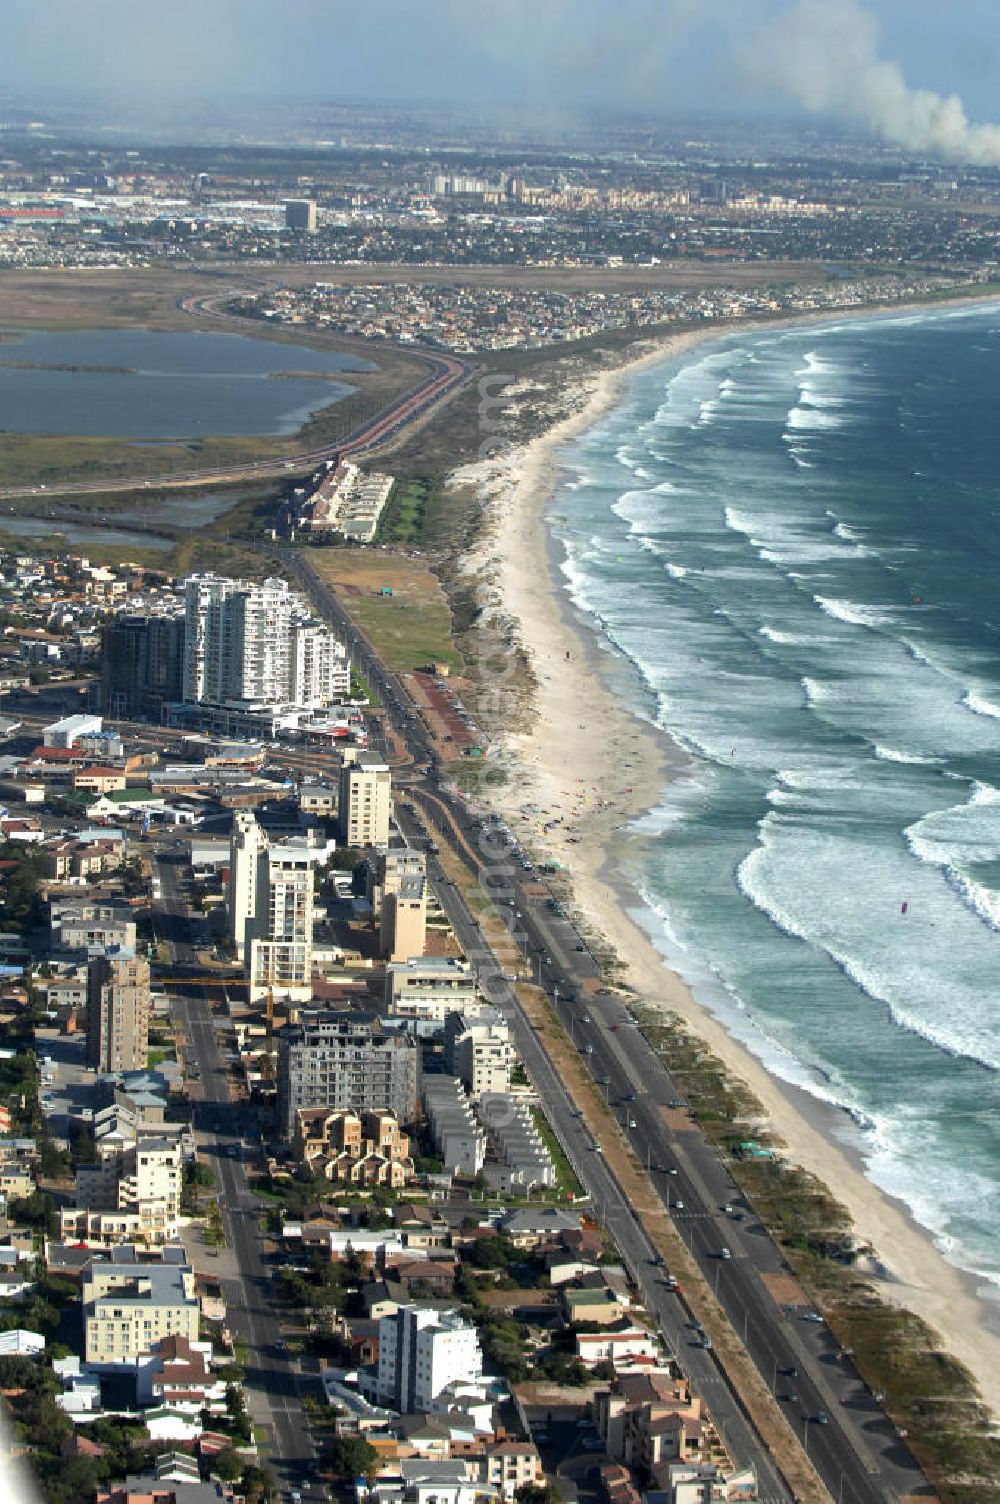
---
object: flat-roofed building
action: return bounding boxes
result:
[83,1249,199,1368]
[385,956,477,1018]
[339,751,391,848]
[380,874,427,963]
[87,950,151,1075]
[276,1010,420,1141]
[445,1009,514,1098]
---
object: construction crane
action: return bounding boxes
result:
[259,988,277,1082]
[153,975,241,989]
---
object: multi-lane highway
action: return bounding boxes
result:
[289,556,932,1504]
[154,850,324,1503]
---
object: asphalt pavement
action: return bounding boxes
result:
[155,852,326,1504]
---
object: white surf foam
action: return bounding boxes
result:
[873,744,941,766]
[785,405,844,432]
[814,595,896,628]
[962,689,1000,720]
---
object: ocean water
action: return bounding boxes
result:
[550,303,1000,1291]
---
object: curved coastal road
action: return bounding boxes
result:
[0,294,470,501]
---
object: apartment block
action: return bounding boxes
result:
[51,899,136,956]
[86,950,151,1075]
[72,1138,182,1245]
[276,1010,421,1141]
[227,811,314,1000]
[444,1009,513,1097]
[83,1249,199,1368]
[183,572,348,712]
[385,956,478,1018]
[248,841,314,1002]
[100,613,185,722]
[376,1304,482,1414]
[339,751,392,847]
[380,875,427,963]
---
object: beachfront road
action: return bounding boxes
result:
[409,810,932,1504]
[290,554,933,1504]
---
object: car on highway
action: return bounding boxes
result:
[583,1043,594,1054]
[812,1411,829,1425]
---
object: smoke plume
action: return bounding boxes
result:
[753,0,1000,165]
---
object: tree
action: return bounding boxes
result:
[516,1485,563,1504]
[328,1434,378,1483]
[212,1445,245,1482]
[72,1125,98,1165]
[534,1350,590,1387]
[241,1464,279,1503]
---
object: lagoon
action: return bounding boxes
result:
[0,516,175,551]
[0,328,370,439]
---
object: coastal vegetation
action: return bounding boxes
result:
[632,1004,1000,1504]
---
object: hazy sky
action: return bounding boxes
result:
[3,1,1000,154]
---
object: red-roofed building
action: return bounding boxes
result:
[75,767,128,795]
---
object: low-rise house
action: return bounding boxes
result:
[0,1164,35,1199]
[577,1328,660,1369]
[562,1285,624,1327]
[0,1328,44,1356]
[423,1077,485,1178]
[96,1477,225,1504]
[143,1406,206,1443]
[362,1458,500,1504]
[470,1441,544,1500]
[0,1269,35,1300]
[296,1106,414,1188]
[52,1355,102,1415]
[137,1333,225,1411]
[362,1279,407,1320]
[385,1256,457,1297]
[546,1253,601,1285]
[500,1207,580,1250]
[74,767,128,796]
[393,1205,450,1251]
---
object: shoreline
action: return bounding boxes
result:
[456,303,1000,1421]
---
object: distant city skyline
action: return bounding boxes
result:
[2,1,1000,160]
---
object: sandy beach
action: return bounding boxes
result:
[452,316,1000,1420]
